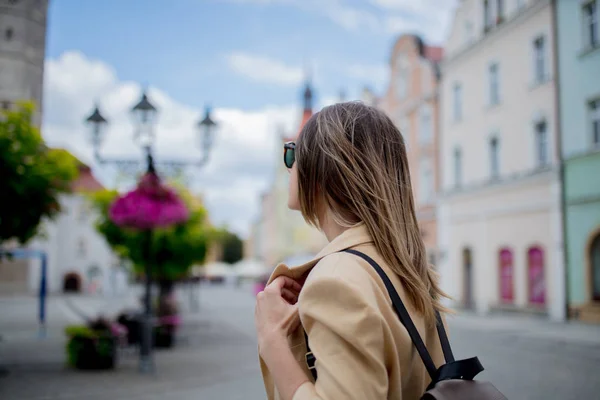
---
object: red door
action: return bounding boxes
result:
[499,248,514,303]
[528,246,546,305]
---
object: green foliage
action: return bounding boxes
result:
[89,185,213,281]
[65,324,114,368]
[65,325,98,338]
[0,102,79,245]
[220,230,244,265]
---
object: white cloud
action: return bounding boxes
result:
[222,0,457,44]
[225,52,304,86]
[43,51,302,238]
[371,0,459,44]
[345,64,388,89]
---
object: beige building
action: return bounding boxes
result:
[437,0,565,320]
[380,34,444,267]
[248,82,327,268]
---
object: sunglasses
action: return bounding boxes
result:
[284,141,296,169]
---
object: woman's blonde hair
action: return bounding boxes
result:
[296,101,448,323]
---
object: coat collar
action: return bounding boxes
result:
[267,223,373,284]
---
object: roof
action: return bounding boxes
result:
[51,148,105,193]
[71,165,105,192]
[424,46,443,63]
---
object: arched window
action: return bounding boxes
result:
[591,233,600,301]
[499,248,514,304]
[527,246,546,305]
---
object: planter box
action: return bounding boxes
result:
[67,335,117,370]
[116,313,180,348]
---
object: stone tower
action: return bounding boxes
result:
[0,0,48,125]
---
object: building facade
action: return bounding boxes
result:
[380,34,443,267]
[556,0,600,323]
[437,0,565,320]
[25,159,129,296]
[0,0,48,125]
[248,82,327,267]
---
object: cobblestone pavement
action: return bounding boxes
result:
[1,285,600,399]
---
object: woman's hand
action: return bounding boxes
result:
[255,276,303,360]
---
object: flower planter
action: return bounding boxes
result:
[66,332,117,370]
[117,313,142,346]
[154,314,181,349]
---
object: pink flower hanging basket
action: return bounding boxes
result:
[109,172,189,230]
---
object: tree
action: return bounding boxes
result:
[220,230,244,265]
[0,102,79,247]
[90,184,214,313]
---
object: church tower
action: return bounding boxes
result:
[0,0,49,125]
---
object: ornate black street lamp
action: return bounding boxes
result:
[85,89,217,373]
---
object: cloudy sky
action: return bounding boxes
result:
[43,0,457,238]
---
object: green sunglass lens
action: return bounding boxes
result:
[285,148,295,168]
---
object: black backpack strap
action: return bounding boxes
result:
[304,331,318,381]
[435,312,454,363]
[343,249,438,379]
[303,248,470,383]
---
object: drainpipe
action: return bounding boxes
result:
[550,0,570,321]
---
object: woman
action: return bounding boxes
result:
[255,102,449,400]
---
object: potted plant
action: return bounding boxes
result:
[154,294,181,348]
[65,317,125,370]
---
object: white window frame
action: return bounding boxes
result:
[395,54,410,100]
[488,62,500,106]
[454,147,463,187]
[531,110,553,168]
[484,0,493,31]
[453,83,463,122]
[489,136,500,179]
[581,0,599,51]
[532,35,547,84]
[590,98,600,148]
[534,119,549,167]
[421,60,432,96]
[418,157,434,204]
[419,104,433,145]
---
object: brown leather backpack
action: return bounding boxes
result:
[305,249,508,400]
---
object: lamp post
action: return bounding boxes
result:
[84,89,218,373]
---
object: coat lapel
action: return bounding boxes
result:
[266,223,373,285]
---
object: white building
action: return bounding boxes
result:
[27,161,130,296]
[437,0,565,320]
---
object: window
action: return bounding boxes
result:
[535,120,549,166]
[484,0,493,31]
[591,233,600,301]
[583,1,599,49]
[590,99,600,147]
[489,137,500,178]
[533,36,547,84]
[464,20,473,44]
[453,83,462,122]
[496,0,505,24]
[488,63,500,105]
[77,238,87,259]
[499,248,514,304]
[454,148,462,187]
[419,105,433,145]
[395,54,410,99]
[397,116,410,151]
[528,246,546,305]
[419,158,434,204]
